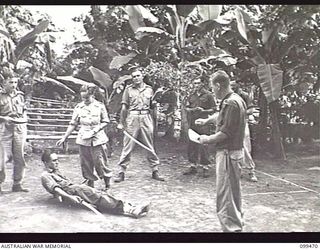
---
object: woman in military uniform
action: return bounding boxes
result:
[57,84,112,190]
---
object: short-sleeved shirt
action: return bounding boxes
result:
[70,99,109,146]
[0,90,26,133]
[41,170,102,205]
[215,92,247,150]
[121,84,154,111]
[0,90,26,118]
[237,90,250,107]
[187,91,216,131]
[41,170,73,194]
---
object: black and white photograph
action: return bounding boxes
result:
[0,4,319,238]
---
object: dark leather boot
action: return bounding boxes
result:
[114,172,125,183]
[152,170,165,181]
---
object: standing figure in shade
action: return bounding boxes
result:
[57,84,112,190]
[0,77,28,193]
[114,67,164,183]
[196,70,246,232]
[230,81,258,182]
[184,78,216,177]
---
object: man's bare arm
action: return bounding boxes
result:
[119,104,128,128]
[199,131,228,145]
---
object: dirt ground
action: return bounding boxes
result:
[0,138,319,233]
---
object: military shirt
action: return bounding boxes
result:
[0,90,26,118]
[41,169,104,206]
[0,90,27,132]
[70,99,109,146]
[215,92,247,150]
[121,84,154,111]
[41,170,73,194]
[187,91,216,123]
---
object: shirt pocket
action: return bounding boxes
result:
[142,91,152,107]
[229,149,244,170]
[229,149,244,161]
[13,97,25,115]
[90,109,101,124]
[79,109,90,125]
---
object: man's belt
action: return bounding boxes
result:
[129,110,150,115]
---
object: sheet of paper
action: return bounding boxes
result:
[188,129,201,144]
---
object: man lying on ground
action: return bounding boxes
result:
[40,149,150,219]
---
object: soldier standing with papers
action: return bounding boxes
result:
[195,71,247,232]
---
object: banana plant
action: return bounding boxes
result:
[0,17,50,70]
[122,5,224,139]
[14,20,50,65]
[228,5,320,159]
[0,19,15,64]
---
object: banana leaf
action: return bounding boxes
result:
[125,5,158,33]
[176,5,197,17]
[145,38,167,58]
[197,5,222,21]
[40,76,75,94]
[135,27,170,40]
[165,12,177,35]
[112,75,132,89]
[235,8,249,42]
[57,76,96,87]
[257,64,283,104]
[109,53,137,70]
[0,30,15,62]
[16,60,32,70]
[88,66,113,89]
[14,20,50,64]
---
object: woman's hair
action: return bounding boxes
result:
[80,84,97,96]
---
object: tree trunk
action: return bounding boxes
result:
[257,88,268,147]
[269,101,286,160]
[180,102,189,141]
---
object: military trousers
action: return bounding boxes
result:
[118,113,160,173]
[0,123,26,185]
[79,144,112,182]
[67,184,124,214]
[216,149,244,232]
[242,123,256,174]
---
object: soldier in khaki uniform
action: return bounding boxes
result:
[196,71,246,232]
[184,78,216,177]
[57,84,112,190]
[41,150,150,219]
[114,68,164,182]
[0,77,28,193]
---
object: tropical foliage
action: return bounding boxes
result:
[1,5,319,157]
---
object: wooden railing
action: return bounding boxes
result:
[26,98,78,147]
